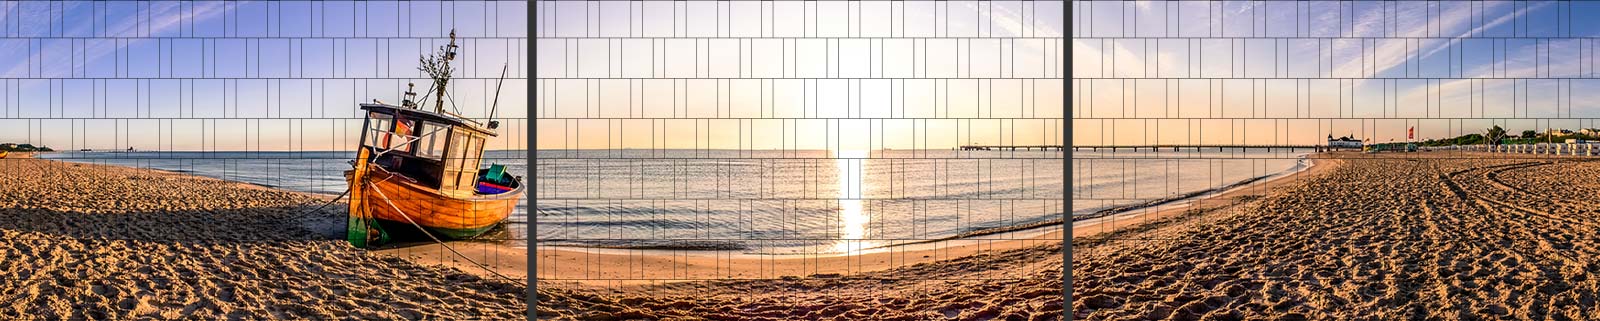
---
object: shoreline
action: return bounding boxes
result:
[537,155,1324,285]
[536,215,1069,259]
[537,153,1330,285]
[1073,155,1326,238]
[538,153,1314,257]
[536,227,1062,285]
[1072,156,1309,221]
[32,150,530,224]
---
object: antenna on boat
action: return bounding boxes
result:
[401,83,419,109]
[419,29,459,114]
[486,64,507,130]
[438,30,458,114]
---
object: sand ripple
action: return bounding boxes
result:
[1073,153,1600,320]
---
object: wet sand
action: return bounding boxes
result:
[536,229,1062,285]
[537,239,1065,320]
[377,241,528,280]
[0,157,525,319]
[537,217,1067,319]
[1074,157,1331,239]
[1074,152,1600,319]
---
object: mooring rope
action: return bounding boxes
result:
[288,162,402,221]
[287,189,350,220]
[367,181,526,285]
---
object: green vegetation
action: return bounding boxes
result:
[1485,125,1507,144]
[1503,132,1598,145]
[0,143,52,152]
[1418,125,1598,147]
[1419,133,1488,147]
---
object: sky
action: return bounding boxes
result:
[1074,1,1600,146]
[0,1,529,151]
[533,1,1068,151]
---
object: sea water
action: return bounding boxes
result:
[534,149,1065,254]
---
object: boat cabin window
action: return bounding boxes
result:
[389,118,415,153]
[415,122,449,160]
[363,111,447,188]
[365,113,393,149]
[440,129,487,194]
[365,112,421,155]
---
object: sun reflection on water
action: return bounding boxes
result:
[833,150,873,254]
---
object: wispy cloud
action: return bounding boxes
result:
[0,2,233,77]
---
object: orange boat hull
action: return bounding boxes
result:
[345,168,523,239]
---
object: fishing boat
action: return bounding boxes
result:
[345,30,522,247]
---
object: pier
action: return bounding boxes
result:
[959,145,1065,151]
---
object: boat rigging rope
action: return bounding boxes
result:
[289,164,402,222]
[368,127,447,161]
[284,167,397,221]
[367,181,527,285]
[286,188,350,221]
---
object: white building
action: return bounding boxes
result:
[1327,135,1363,148]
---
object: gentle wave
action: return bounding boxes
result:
[536,149,1066,254]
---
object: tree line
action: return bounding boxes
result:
[0,143,53,152]
[1418,126,1597,147]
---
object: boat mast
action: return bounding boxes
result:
[435,30,458,114]
[402,83,418,109]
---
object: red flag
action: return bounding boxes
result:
[1408,127,1414,140]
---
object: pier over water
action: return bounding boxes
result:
[959,145,1065,151]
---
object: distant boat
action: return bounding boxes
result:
[79,149,91,152]
[345,30,523,248]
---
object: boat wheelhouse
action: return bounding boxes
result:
[344,30,522,248]
[345,103,524,247]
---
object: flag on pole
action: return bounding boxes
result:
[1408,127,1414,140]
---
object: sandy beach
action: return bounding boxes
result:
[0,156,525,319]
[536,227,1063,285]
[538,216,1067,319]
[1074,152,1600,319]
[537,238,1064,320]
